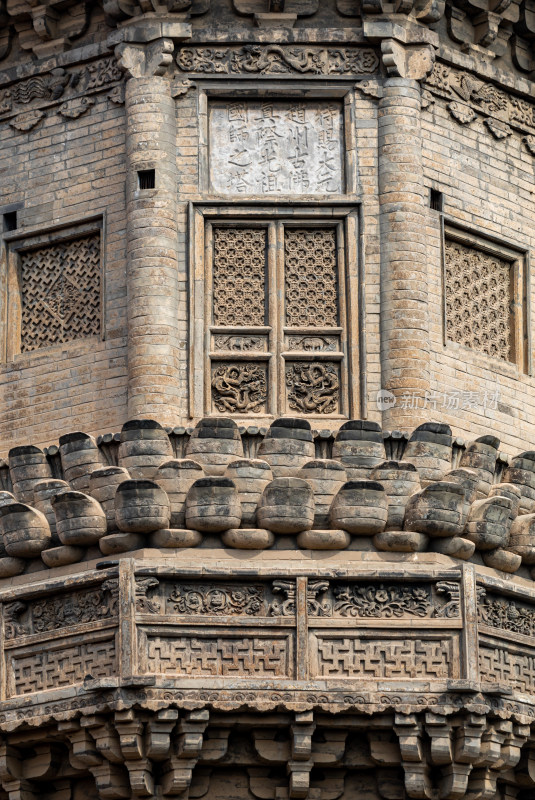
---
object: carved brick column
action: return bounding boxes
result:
[377,40,435,431]
[118,38,183,424]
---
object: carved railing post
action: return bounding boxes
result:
[372,30,437,430]
[115,24,190,424]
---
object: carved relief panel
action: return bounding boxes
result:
[198,211,357,419]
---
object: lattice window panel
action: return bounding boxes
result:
[212,228,266,326]
[20,233,101,352]
[445,239,512,361]
[285,228,338,327]
[201,213,352,419]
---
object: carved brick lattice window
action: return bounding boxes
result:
[213,228,266,327]
[444,239,512,361]
[20,233,101,352]
[203,217,353,418]
[285,229,338,327]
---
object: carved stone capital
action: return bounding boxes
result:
[380,38,436,79]
[115,38,175,78]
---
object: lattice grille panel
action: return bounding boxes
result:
[285,228,338,327]
[20,233,101,352]
[212,228,266,326]
[445,239,512,361]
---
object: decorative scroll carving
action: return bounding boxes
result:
[316,637,453,678]
[5,581,119,639]
[479,643,535,691]
[214,335,264,351]
[209,100,343,195]
[287,335,337,351]
[444,239,512,361]
[425,61,535,154]
[10,638,116,695]
[307,580,332,617]
[212,228,266,326]
[9,110,45,131]
[478,593,535,636]
[485,118,512,139]
[332,584,432,618]
[434,582,461,618]
[177,45,379,76]
[269,580,296,616]
[169,585,264,615]
[85,58,123,90]
[212,363,267,414]
[20,233,101,352]
[4,602,29,639]
[58,96,95,119]
[285,229,338,327]
[135,578,160,614]
[146,635,291,677]
[286,362,339,414]
[447,101,476,124]
[269,580,331,616]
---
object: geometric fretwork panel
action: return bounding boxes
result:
[315,636,453,679]
[20,233,101,352]
[9,636,116,696]
[444,238,511,361]
[212,227,266,327]
[285,228,338,328]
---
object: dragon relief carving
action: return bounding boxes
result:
[177,45,379,76]
[286,362,339,415]
[212,363,267,414]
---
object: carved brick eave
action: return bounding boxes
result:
[0,702,533,798]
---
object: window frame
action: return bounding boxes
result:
[1,215,105,362]
[441,220,530,375]
[189,204,361,421]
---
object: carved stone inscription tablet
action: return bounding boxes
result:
[209,100,344,195]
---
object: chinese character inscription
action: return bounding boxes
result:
[209,100,344,195]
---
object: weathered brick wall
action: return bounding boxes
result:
[1,36,535,457]
[422,89,535,454]
[0,93,128,454]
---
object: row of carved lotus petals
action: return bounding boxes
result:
[0,452,533,574]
